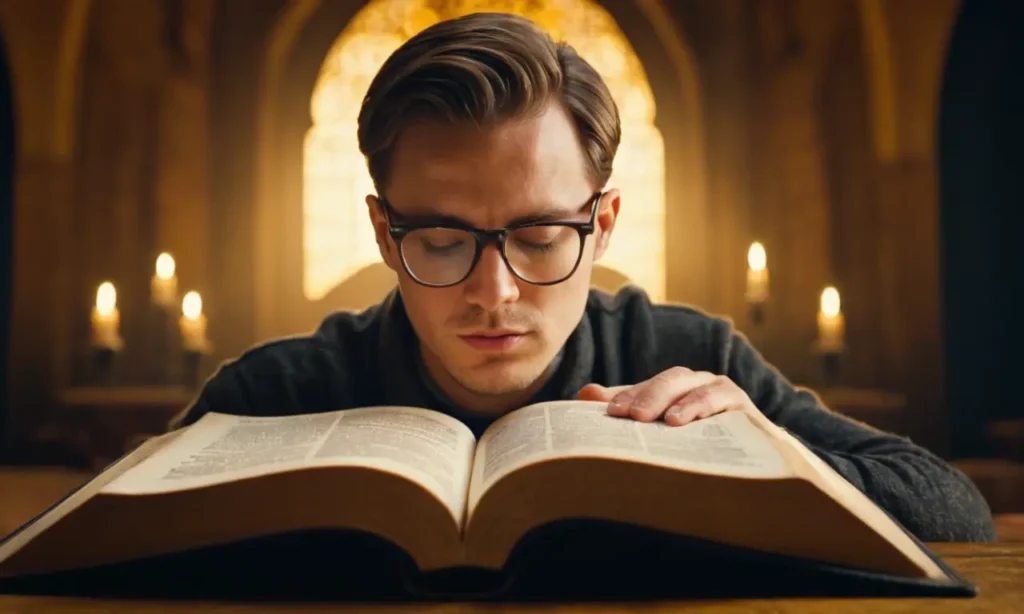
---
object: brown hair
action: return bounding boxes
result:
[357,12,620,192]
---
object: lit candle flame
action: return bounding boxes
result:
[182,291,203,320]
[820,286,841,318]
[156,253,176,280]
[747,242,767,272]
[96,282,117,317]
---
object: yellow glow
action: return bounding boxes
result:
[96,282,117,317]
[182,291,203,320]
[304,0,664,302]
[156,253,176,280]
[747,242,767,272]
[820,286,841,318]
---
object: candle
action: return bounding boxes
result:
[745,242,769,304]
[179,290,209,352]
[151,252,178,309]
[91,281,123,350]
[817,286,845,353]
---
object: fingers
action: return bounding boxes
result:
[584,371,753,427]
[607,367,717,422]
[576,383,632,402]
[664,378,747,426]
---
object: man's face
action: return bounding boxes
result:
[367,100,619,408]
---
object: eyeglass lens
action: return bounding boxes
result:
[399,225,584,286]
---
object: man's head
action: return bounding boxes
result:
[358,12,621,412]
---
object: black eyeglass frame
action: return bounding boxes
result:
[378,192,604,288]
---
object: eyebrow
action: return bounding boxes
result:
[385,202,590,228]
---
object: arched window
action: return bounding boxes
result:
[304,0,665,301]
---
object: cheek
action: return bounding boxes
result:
[398,282,456,330]
[522,280,590,335]
[562,251,596,298]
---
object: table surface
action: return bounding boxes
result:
[0,544,1020,613]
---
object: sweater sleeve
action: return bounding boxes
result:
[718,326,996,542]
[166,336,356,432]
[167,361,250,431]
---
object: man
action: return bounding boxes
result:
[172,12,994,542]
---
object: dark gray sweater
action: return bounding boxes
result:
[170,287,996,542]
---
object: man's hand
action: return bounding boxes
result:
[576,367,759,427]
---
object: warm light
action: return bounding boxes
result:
[182,291,203,320]
[155,253,176,280]
[820,286,841,318]
[747,242,767,272]
[96,282,117,317]
[745,241,769,306]
[303,0,665,302]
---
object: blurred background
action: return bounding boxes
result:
[0,0,1021,539]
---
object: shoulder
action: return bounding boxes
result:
[169,304,386,429]
[587,285,730,328]
[586,285,734,340]
[586,285,737,374]
[225,304,383,377]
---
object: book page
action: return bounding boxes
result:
[468,401,794,511]
[102,408,476,522]
[308,407,476,518]
[0,430,185,568]
[771,427,948,581]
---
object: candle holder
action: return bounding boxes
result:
[181,343,212,390]
[149,302,179,385]
[748,302,766,327]
[814,344,843,388]
[90,343,122,386]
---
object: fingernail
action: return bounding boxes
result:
[665,407,687,425]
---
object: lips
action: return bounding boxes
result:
[459,330,529,351]
[463,329,528,338]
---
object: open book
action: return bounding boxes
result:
[0,400,974,598]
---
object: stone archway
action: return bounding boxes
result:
[302,0,666,304]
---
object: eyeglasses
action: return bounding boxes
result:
[378,193,603,288]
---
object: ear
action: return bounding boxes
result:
[366,195,400,273]
[592,188,620,261]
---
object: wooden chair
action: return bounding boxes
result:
[324,262,637,313]
[996,514,1024,542]
[953,458,1024,542]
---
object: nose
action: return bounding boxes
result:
[462,244,520,311]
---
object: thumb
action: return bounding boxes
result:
[576,383,631,402]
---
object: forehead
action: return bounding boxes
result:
[384,101,593,226]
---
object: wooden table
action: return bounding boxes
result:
[0,544,1020,613]
[43,386,196,470]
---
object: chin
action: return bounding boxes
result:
[453,360,549,397]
